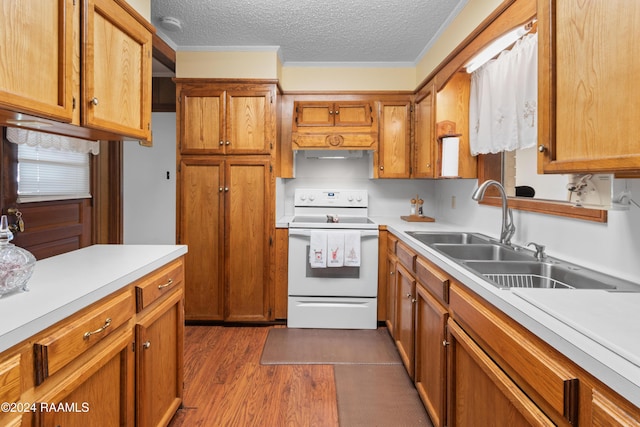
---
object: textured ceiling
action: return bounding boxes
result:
[150,0,468,64]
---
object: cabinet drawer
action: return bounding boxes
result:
[416,256,449,304]
[396,242,416,273]
[135,259,184,312]
[387,233,398,255]
[449,283,579,425]
[33,289,134,385]
[0,354,21,405]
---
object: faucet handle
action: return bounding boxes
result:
[526,242,546,261]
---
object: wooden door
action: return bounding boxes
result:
[178,158,225,321]
[414,84,435,178]
[136,290,184,427]
[334,101,373,126]
[225,158,273,321]
[83,0,152,141]
[415,284,448,427]
[386,257,397,338]
[34,330,134,427]
[294,102,335,127]
[446,319,554,426]
[0,0,74,122]
[180,89,225,154]
[226,91,272,154]
[395,262,415,378]
[377,101,411,178]
[538,1,640,173]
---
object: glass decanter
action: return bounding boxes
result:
[0,215,35,297]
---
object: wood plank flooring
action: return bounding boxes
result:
[168,325,340,427]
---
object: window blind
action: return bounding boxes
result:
[17,145,91,203]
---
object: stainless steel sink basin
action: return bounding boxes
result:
[406,231,490,245]
[464,261,621,290]
[433,243,532,261]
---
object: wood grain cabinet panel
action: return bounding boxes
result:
[395,262,416,378]
[136,288,184,427]
[0,0,74,122]
[0,354,21,406]
[33,288,134,385]
[135,258,184,311]
[447,319,554,426]
[591,389,640,427]
[377,101,412,178]
[413,83,436,178]
[538,0,640,173]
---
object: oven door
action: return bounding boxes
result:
[287,228,379,297]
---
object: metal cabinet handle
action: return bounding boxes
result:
[158,278,173,289]
[83,318,112,340]
[90,97,99,106]
[143,341,151,349]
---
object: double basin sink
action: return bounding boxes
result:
[406,231,640,292]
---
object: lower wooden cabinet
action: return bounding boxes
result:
[395,262,416,378]
[136,289,184,427]
[446,319,554,426]
[414,283,448,427]
[35,328,135,427]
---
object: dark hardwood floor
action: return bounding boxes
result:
[168,325,340,426]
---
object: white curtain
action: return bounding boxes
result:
[469,32,538,155]
[6,127,100,155]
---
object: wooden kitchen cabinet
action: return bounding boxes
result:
[34,328,135,427]
[413,82,436,178]
[135,285,184,426]
[538,1,640,174]
[178,81,276,155]
[395,262,416,379]
[0,0,153,141]
[291,100,378,149]
[414,257,449,427]
[591,389,640,426]
[178,157,274,322]
[384,233,399,338]
[376,100,412,178]
[446,319,554,426]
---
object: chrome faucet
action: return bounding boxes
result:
[471,180,515,245]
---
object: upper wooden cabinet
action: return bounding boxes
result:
[83,0,153,141]
[376,100,412,178]
[538,1,640,174]
[0,0,153,141]
[178,81,276,155]
[291,100,378,149]
[413,83,436,178]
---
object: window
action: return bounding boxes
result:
[17,144,91,203]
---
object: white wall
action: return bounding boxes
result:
[278,154,437,218]
[123,112,176,244]
[434,178,640,283]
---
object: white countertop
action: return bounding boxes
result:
[0,244,188,353]
[366,216,640,408]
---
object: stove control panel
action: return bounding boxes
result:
[294,189,368,208]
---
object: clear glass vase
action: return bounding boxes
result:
[0,215,35,297]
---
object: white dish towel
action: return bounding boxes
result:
[327,232,345,267]
[344,231,361,267]
[309,231,327,268]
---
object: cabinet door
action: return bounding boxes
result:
[414,84,436,178]
[415,284,448,427]
[0,0,74,121]
[377,101,411,178]
[84,0,152,141]
[539,1,640,173]
[35,329,135,427]
[294,101,335,127]
[334,101,373,126]
[225,158,273,321]
[395,263,415,378]
[180,89,225,154]
[226,91,272,154]
[179,158,225,321]
[447,319,554,427]
[136,290,184,427]
[386,257,397,338]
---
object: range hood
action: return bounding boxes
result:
[300,149,367,159]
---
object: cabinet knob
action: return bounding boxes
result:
[390,271,394,276]
[219,187,224,192]
[226,141,231,145]
[442,340,450,347]
[411,298,417,304]
[379,166,384,170]
[538,144,546,153]
[219,140,224,146]
[224,187,229,192]
[406,293,412,299]
[90,97,99,106]
[143,341,151,350]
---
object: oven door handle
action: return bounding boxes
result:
[288,229,379,237]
